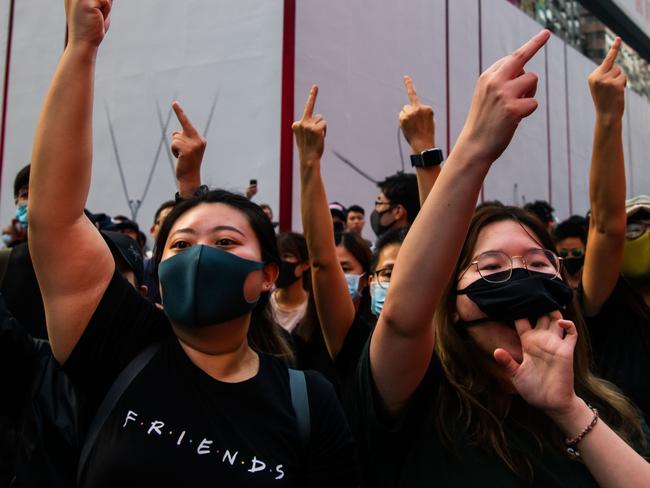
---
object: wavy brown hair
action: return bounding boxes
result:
[433,205,645,480]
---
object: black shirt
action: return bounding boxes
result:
[293,313,372,415]
[0,293,79,488]
[1,242,47,340]
[63,271,358,487]
[581,277,650,421]
[353,337,649,487]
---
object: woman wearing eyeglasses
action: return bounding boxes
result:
[354,30,649,487]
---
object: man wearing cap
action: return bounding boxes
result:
[329,202,347,235]
[576,44,650,422]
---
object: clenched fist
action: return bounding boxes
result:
[399,76,435,155]
[65,0,112,47]
[292,85,327,164]
[588,37,626,118]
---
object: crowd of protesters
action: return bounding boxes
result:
[0,1,649,487]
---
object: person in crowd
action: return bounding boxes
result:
[370,73,442,240]
[371,172,419,238]
[27,3,358,486]
[143,200,175,303]
[1,165,30,249]
[329,202,347,235]
[149,200,175,246]
[368,227,409,318]
[355,30,649,487]
[105,215,141,246]
[566,37,650,423]
[260,203,274,222]
[345,205,366,236]
[292,85,374,396]
[524,200,556,232]
[1,229,148,488]
[271,232,310,333]
[553,218,587,289]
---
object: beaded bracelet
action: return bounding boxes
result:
[565,405,599,458]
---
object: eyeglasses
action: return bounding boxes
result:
[558,248,584,259]
[626,222,650,240]
[372,266,393,289]
[374,200,394,209]
[460,249,562,283]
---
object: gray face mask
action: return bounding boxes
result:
[158,245,264,327]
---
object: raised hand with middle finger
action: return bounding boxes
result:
[399,76,435,154]
[171,101,207,198]
[458,30,550,163]
[292,85,327,165]
[588,37,627,118]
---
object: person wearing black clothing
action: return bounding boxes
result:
[0,293,80,488]
[355,32,650,487]
[27,3,358,485]
[569,33,650,422]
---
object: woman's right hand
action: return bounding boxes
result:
[292,85,327,165]
[457,30,550,164]
[65,0,112,48]
[494,311,579,418]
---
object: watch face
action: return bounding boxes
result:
[421,148,444,166]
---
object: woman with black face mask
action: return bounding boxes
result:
[26,1,359,486]
[354,30,649,487]
[271,233,310,333]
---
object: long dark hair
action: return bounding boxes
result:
[434,205,644,480]
[153,189,294,364]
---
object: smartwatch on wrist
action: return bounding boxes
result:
[410,148,444,168]
[174,184,210,203]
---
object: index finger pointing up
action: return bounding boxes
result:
[500,30,551,79]
[403,75,420,106]
[302,85,319,120]
[601,37,622,72]
[172,101,198,136]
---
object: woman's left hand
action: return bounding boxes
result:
[494,311,579,417]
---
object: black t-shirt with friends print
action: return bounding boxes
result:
[63,271,359,487]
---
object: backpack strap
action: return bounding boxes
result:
[77,342,161,484]
[288,368,311,447]
[0,248,12,284]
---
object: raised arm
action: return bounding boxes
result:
[371,31,551,413]
[292,86,356,359]
[28,0,114,363]
[581,38,627,317]
[399,76,440,205]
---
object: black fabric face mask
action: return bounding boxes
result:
[275,261,301,289]
[563,256,584,276]
[370,208,395,237]
[456,268,573,326]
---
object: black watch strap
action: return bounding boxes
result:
[174,184,210,203]
[410,148,444,168]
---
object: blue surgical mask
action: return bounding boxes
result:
[345,273,363,301]
[16,203,28,229]
[158,244,264,327]
[370,281,388,317]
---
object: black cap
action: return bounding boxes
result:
[101,231,144,286]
